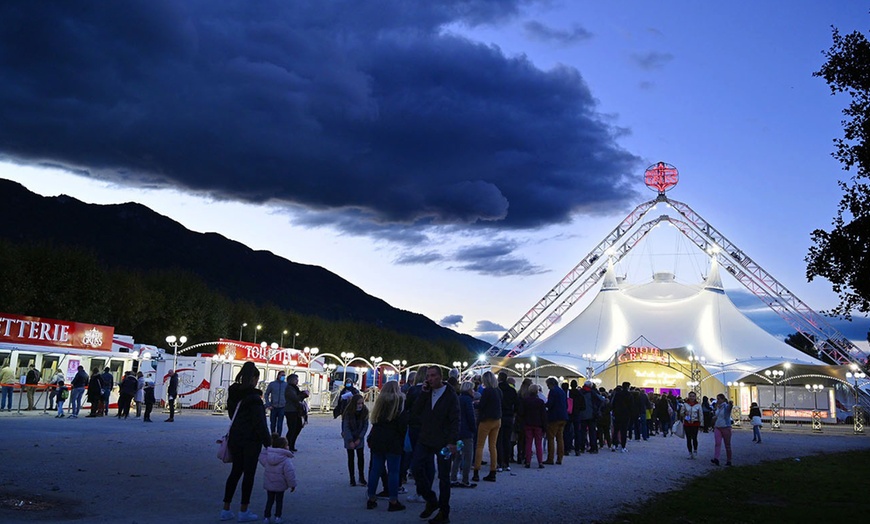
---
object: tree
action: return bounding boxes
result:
[806,24,870,319]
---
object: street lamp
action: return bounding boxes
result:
[239,322,247,341]
[339,352,355,384]
[253,324,262,344]
[765,369,785,430]
[846,364,867,434]
[261,341,279,381]
[515,362,531,378]
[687,354,704,397]
[726,381,745,427]
[452,361,468,379]
[531,355,538,383]
[213,353,229,414]
[292,332,300,349]
[582,353,596,379]
[392,359,408,383]
[805,384,825,432]
[370,356,383,388]
[280,330,288,348]
[165,335,188,372]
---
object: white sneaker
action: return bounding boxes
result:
[688,452,694,459]
[406,493,424,503]
[237,510,258,523]
[219,510,235,521]
[263,518,272,524]
[273,518,284,524]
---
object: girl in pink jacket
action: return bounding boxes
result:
[258,433,297,524]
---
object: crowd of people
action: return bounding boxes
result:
[214,362,742,524]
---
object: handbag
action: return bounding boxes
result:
[672,419,685,439]
[217,402,242,463]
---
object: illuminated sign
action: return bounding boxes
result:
[0,313,114,351]
[618,346,669,365]
[216,339,309,367]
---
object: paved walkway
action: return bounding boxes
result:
[1,410,868,523]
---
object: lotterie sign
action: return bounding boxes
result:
[618,345,669,365]
[216,339,309,367]
[0,313,114,351]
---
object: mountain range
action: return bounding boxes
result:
[0,178,488,353]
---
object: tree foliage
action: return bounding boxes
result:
[806,24,870,319]
[0,240,472,363]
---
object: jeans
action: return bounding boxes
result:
[496,416,514,467]
[0,386,12,410]
[412,442,451,515]
[713,426,733,462]
[269,406,285,435]
[70,387,85,416]
[223,442,263,506]
[57,400,65,417]
[368,451,401,501]
[752,424,762,441]
[474,419,501,473]
[524,426,544,465]
[579,418,598,452]
[450,437,473,484]
[685,425,699,452]
[101,388,111,415]
[545,420,567,462]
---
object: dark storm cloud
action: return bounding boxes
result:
[0,0,641,232]
[630,51,674,70]
[474,320,506,332]
[453,241,547,275]
[523,20,592,45]
[439,314,464,328]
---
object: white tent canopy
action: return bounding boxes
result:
[517,257,827,385]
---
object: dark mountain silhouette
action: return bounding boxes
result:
[0,178,487,352]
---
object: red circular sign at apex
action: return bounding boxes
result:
[644,162,679,193]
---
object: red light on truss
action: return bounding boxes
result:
[644,162,679,193]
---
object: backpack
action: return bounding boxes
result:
[60,389,69,401]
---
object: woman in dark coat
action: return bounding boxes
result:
[221,362,271,523]
[85,368,104,417]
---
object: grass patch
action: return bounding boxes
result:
[608,449,870,523]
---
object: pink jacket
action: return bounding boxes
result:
[258,447,297,492]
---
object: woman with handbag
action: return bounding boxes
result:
[749,402,763,443]
[221,362,271,523]
[679,391,703,459]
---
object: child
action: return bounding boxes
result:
[258,433,297,524]
[341,394,369,486]
[749,402,763,443]
[55,380,68,418]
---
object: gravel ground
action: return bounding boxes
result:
[1,409,868,523]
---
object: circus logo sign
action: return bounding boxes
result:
[216,339,308,367]
[0,312,114,351]
[618,346,669,365]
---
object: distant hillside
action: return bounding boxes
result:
[0,178,488,353]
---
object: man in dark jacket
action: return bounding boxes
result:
[264,371,287,434]
[25,365,40,410]
[165,369,178,422]
[100,367,114,416]
[611,382,633,451]
[411,367,459,524]
[577,380,603,453]
[117,371,138,419]
[496,372,518,470]
[69,366,88,418]
[283,373,308,452]
[543,377,568,465]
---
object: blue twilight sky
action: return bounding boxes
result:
[1,1,868,350]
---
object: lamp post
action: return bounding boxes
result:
[292,332,300,349]
[165,335,188,372]
[846,364,866,434]
[253,324,262,344]
[392,359,408,383]
[452,360,468,380]
[805,384,824,432]
[687,354,704,397]
[239,322,247,341]
[339,352,355,384]
[280,330,288,348]
[370,356,383,388]
[765,369,784,430]
[261,341,279,382]
[726,381,745,427]
[303,346,319,366]
[582,353,596,379]
[531,355,538,384]
[515,362,531,379]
